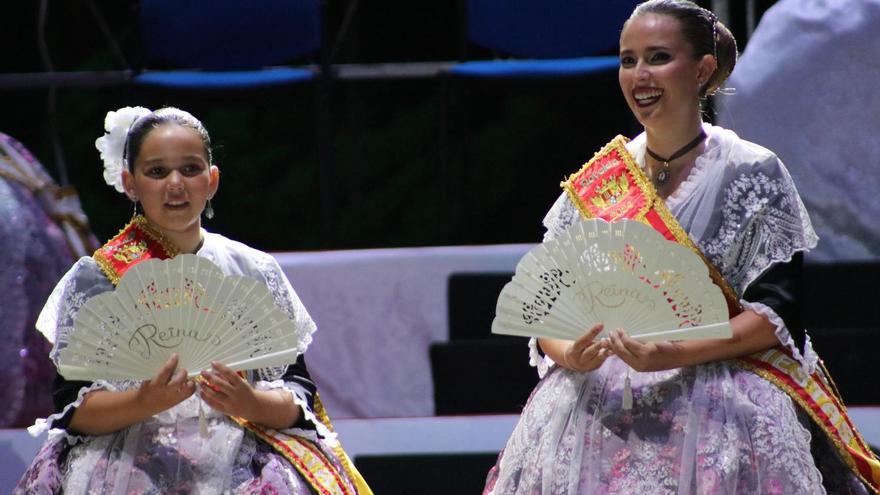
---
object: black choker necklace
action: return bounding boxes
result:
[645,130,707,186]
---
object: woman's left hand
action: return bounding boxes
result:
[199,362,256,418]
[608,329,671,372]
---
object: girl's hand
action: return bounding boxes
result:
[608,329,671,372]
[137,353,196,413]
[563,324,612,372]
[199,362,257,418]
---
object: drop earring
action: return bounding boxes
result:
[131,200,139,219]
[204,199,215,220]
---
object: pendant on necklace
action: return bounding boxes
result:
[655,164,671,185]
[646,129,707,189]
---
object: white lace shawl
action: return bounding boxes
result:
[531,123,820,376]
[31,230,331,441]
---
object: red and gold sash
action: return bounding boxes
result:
[93,215,178,285]
[93,215,370,495]
[231,414,358,495]
[561,136,741,318]
[563,136,880,493]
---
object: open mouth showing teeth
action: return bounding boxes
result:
[634,89,663,107]
[166,201,188,208]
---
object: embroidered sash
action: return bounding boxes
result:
[230,415,356,495]
[561,136,741,317]
[92,216,367,495]
[562,136,880,493]
[93,215,178,285]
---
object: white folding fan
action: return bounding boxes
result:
[58,254,306,381]
[492,218,732,342]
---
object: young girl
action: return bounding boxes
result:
[483,1,879,493]
[17,106,371,495]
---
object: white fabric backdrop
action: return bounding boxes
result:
[273,244,533,418]
[717,0,880,260]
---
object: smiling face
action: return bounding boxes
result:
[618,13,716,131]
[123,123,219,243]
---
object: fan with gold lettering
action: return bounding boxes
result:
[58,254,305,380]
[492,219,732,342]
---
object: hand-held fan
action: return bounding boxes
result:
[492,218,732,342]
[58,254,307,381]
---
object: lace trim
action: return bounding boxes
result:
[527,338,556,379]
[253,253,316,357]
[254,379,338,446]
[742,300,819,374]
[666,123,719,209]
[35,257,89,346]
[625,124,720,211]
[782,393,828,492]
[541,193,580,243]
[27,380,116,443]
[701,169,818,296]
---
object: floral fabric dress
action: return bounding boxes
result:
[483,124,871,494]
[0,132,97,428]
[16,231,361,495]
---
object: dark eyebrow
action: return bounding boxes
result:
[141,154,207,164]
[619,45,671,55]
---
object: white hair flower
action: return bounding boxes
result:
[95,106,151,193]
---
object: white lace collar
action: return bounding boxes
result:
[626,122,722,210]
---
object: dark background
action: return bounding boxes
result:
[0,1,776,251]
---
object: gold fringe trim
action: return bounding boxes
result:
[93,252,121,286]
[817,359,880,484]
[92,215,179,287]
[132,215,180,258]
[315,394,374,495]
[231,416,353,495]
[562,135,654,222]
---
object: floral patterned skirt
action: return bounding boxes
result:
[15,414,358,495]
[483,358,869,494]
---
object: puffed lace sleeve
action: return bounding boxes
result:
[30,258,119,438]
[36,257,113,354]
[701,152,819,371]
[250,253,334,441]
[526,193,581,377]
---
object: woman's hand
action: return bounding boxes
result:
[71,353,196,435]
[199,362,257,418]
[136,353,197,412]
[562,324,612,372]
[200,361,302,429]
[608,329,672,372]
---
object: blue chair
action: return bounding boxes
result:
[133,0,322,90]
[448,0,639,80]
[132,0,336,243]
[438,0,640,241]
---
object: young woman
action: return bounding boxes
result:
[483,1,878,493]
[16,107,371,495]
